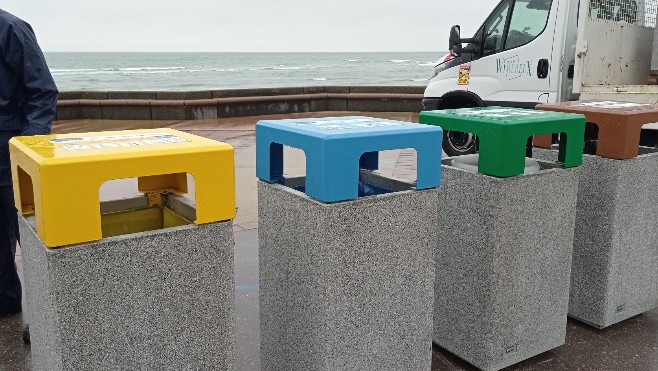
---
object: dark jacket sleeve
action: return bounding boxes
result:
[4,21,58,135]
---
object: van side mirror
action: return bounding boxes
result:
[449,25,476,57]
[450,25,463,57]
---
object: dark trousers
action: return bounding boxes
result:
[0,185,21,314]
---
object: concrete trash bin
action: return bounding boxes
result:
[420,107,585,371]
[256,116,443,371]
[9,129,237,371]
[535,100,658,328]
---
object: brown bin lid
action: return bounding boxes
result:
[535,100,658,159]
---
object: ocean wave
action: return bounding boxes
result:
[51,71,103,76]
[417,62,434,66]
[248,66,313,71]
[51,66,188,76]
[345,59,358,62]
[312,77,327,81]
[389,59,411,63]
[53,64,324,76]
[52,69,186,76]
[51,68,98,72]
[119,66,185,71]
[125,70,184,74]
[412,78,428,82]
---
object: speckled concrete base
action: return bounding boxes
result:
[534,148,658,328]
[258,172,437,371]
[435,159,579,371]
[20,195,236,371]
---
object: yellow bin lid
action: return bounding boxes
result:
[9,128,235,247]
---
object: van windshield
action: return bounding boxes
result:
[482,0,512,56]
[505,0,553,50]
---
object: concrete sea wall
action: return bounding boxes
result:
[56,86,425,120]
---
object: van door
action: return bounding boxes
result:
[466,0,558,106]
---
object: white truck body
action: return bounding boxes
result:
[575,1,657,101]
[423,0,658,108]
[423,0,658,154]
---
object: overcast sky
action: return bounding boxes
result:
[2,0,499,52]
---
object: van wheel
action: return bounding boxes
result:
[443,130,476,157]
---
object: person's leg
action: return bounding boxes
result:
[0,184,21,315]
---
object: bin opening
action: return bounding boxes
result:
[451,154,541,175]
[292,181,394,197]
[280,169,415,202]
[641,125,658,148]
[532,132,574,154]
[272,146,418,200]
[442,157,564,174]
[98,176,197,238]
[100,173,195,204]
[15,165,35,214]
[101,202,192,238]
[583,123,600,155]
[272,144,307,192]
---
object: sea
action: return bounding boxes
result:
[44,52,442,91]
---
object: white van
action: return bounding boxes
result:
[423,0,656,156]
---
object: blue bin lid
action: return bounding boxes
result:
[256,116,443,202]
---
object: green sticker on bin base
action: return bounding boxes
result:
[505,344,518,354]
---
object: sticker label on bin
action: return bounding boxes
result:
[457,108,550,119]
[51,132,189,150]
[574,101,651,109]
[290,118,408,132]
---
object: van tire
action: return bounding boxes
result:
[443,130,477,157]
[439,96,480,156]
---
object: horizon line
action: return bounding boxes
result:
[43,50,441,54]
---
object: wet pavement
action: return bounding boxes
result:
[3,112,658,371]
